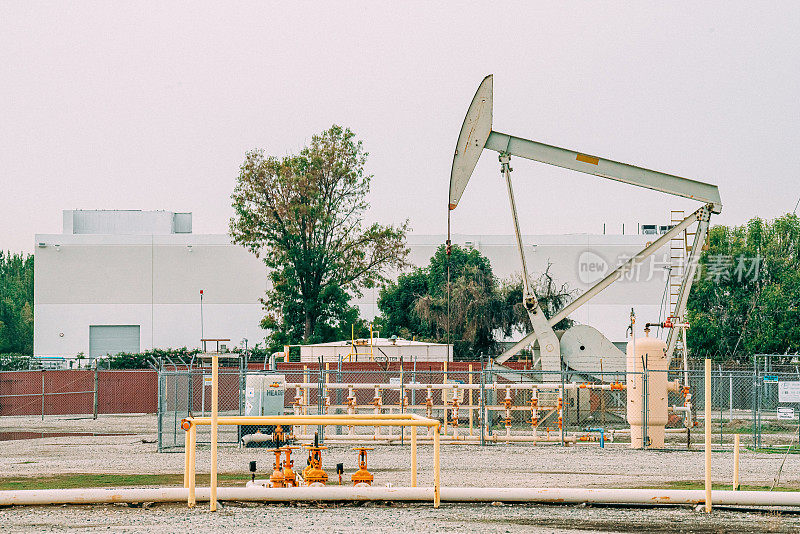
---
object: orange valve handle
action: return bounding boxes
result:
[351,447,374,486]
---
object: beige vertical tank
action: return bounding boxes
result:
[626,331,669,448]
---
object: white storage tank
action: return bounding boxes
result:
[626,331,669,448]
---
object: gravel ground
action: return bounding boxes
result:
[3,502,800,533]
[2,414,800,532]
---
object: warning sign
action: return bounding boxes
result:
[778,406,796,420]
[779,381,800,403]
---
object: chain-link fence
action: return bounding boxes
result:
[0,369,157,419]
[157,365,706,451]
[158,369,245,451]
[3,362,795,454]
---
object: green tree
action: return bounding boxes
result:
[498,265,575,336]
[378,245,574,359]
[687,214,800,360]
[413,245,502,356]
[0,252,34,354]
[230,125,409,347]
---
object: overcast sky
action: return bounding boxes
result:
[1,2,798,253]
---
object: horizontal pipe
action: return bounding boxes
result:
[609,428,690,435]
[285,434,577,444]
[293,404,579,412]
[3,486,800,507]
[190,414,428,421]
[191,414,426,420]
[287,382,623,391]
[188,417,437,428]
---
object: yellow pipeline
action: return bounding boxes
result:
[184,414,440,509]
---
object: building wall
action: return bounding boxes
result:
[356,233,673,342]
[34,213,676,358]
[34,233,267,358]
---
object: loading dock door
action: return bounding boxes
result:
[89,325,140,360]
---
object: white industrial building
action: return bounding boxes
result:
[34,210,675,363]
[34,210,267,362]
[299,337,452,363]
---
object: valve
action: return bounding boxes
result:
[273,425,285,447]
[302,435,328,486]
[503,387,513,433]
[351,447,374,487]
[610,381,624,391]
[346,386,357,434]
[425,388,433,418]
[645,318,690,330]
[450,396,459,427]
[294,387,303,409]
[269,448,285,488]
[302,445,329,486]
[281,446,299,487]
[373,387,383,437]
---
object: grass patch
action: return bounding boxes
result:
[747,445,800,454]
[647,480,800,492]
[0,472,247,491]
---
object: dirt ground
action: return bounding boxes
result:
[2,414,800,532]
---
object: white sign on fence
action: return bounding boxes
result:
[777,406,796,420]
[203,375,213,387]
[778,381,800,403]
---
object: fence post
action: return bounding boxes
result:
[752,367,757,448]
[188,367,194,418]
[733,433,740,490]
[400,357,405,445]
[468,364,473,436]
[560,369,565,447]
[729,372,733,423]
[479,353,485,446]
[93,365,99,420]
[317,358,324,443]
[718,368,723,448]
[41,369,45,421]
[157,371,163,453]
[704,358,712,513]
[642,361,648,449]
